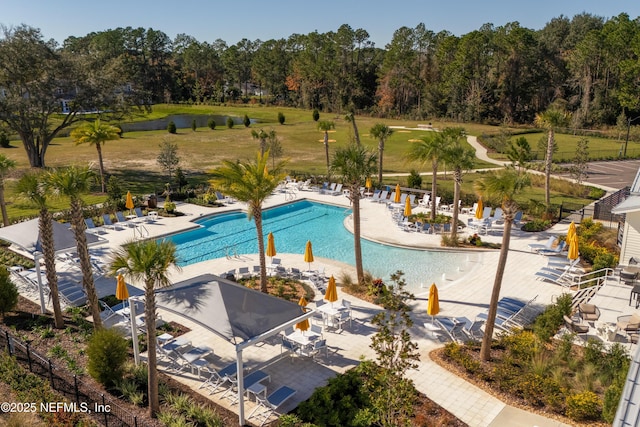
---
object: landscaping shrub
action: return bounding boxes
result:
[296,365,371,427]
[0,266,19,315]
[87,327,129,388]
[602,376,625,423]
[533,293,572,342]
[565,391,602,422]
[499,330,537,361]
[167,121,177,134]
[243,114,250,127]
[191,119,197,131]
[406,169,422,188]
[0,129,10,148]
[521,218,551,232]
[207,118,216,130]
[226,117,234,128]
[278,111,285,125]
[312,108,320,121]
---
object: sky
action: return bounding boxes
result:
[2,0,640,48]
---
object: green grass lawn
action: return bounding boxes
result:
[0,104,595,221]
[485,129,638,162]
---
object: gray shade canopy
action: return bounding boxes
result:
[0,218,104,258]
[155,274,304,343]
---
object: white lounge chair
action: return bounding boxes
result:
[102,214,123,230]
[538,241,566,256]
[435,317,467,343]
[528,236,556,252]
[375,190,389,203]
[418,194,430,207]
[248,385,297,427]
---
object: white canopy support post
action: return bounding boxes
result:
[129,298,140,365]
[237,348,244,426]
[34,253,46,314]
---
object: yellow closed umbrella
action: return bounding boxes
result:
[266,232,276,261]
[567,221,577,243]
[404,194,412,217]
[366,177,372,189]
[394,184,401,203]
[427,283,440,324]
[325,275,338,306]
[568,232,579,260]
[304,240,314,271]
[116,274,129,309]
[296,296,310,332]
[475,198,484,220]
[125,191,134,214]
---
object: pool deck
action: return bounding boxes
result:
[16,189,631,427]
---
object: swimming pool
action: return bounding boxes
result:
[167,200,474,290]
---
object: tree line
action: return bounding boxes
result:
[58,12,640,126]
[1,13,640,167]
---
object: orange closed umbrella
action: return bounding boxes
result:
[125,191,134,214]
[296,296,310,332]
[116,274,129,308]
[325,275,338,306]
[404,195,412,217]
[304,240,314,271]
[568,232,579,260]
[475,198,484,220]
[394,184,401,203]
[266,232,276,261]
[366,177,372,189]
[427,283,440,324]
[567,221,577,243]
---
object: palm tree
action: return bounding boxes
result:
[109,239,179,418]
[534,107,570,206]
[370,123,393,187]
[406,132,446,221]
[251,128,270,156]
[16,172,64,329]
[331,144,377,286]
[441,128,475,243]
[317,121,335,175]
[71,119,120,193]
[0,154,16,226]
[344,112,361,146]
[474,169,530,361]
[209,152,285,292]
[47,165,102,329]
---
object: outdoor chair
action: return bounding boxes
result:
[280,337,299,358]
[617,313,640,337]
[310,323,323,337]
[84,218,106,235]
[288,267,302,279]
[374,190,388,203]
[332,310,351,331]
[248,385,297,427]
[528,236,556,253]
[538,241,566,256]
[116,211,136,227]
[199,362,238,395]
[512,211,523,227]
[307,338,328,360]
[237,267,250,278]
[564,315,590,338]
[134,207,148,222]
[221,369,270,403]
[102,214,123,230]
[578,303,601,323]
[418,194,430,207]
[435,317,467,343]
[620,270,638,286]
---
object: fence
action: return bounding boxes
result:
[0,328,147,427]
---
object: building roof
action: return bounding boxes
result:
[613,167,640,214]
[0,218,105,259]
[154,274,304,344]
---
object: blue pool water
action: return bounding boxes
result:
[167,200,471,290]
